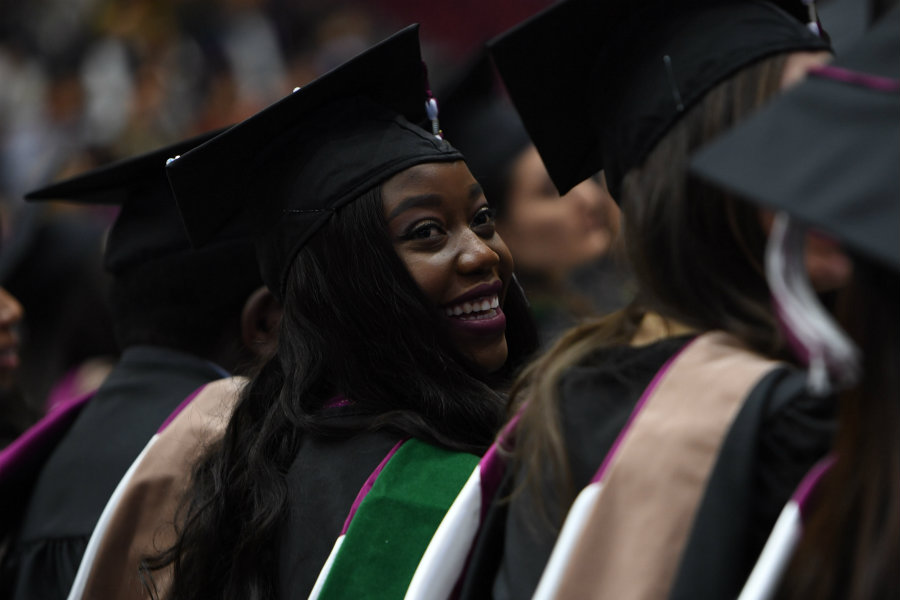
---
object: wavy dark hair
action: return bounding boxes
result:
[777,260,900,600]
[507,52,794,516]
[144,185,538,600]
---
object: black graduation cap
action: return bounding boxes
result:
[167,24,464,300]
[691,7,900,271]
[438,51,532,216]
[488,0,831,198]
[24,128,235,275]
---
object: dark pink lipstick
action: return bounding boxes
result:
[442,280,506,337]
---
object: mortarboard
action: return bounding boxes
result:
[166,24,464,301]
[24,128,244,276]
[690,6,900,271]
[438,51,532,216]
[488,0,831,198]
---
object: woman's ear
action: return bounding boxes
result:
[241,286,282,359]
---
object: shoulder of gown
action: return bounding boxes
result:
[469,336,690,599]
[277,428,401,599]
[668,365,837,600]
[0,348,225,600]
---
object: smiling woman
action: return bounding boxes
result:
[141,25,537,600]
[384,162,514,373]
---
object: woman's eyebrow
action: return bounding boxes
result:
[386,194,442,221]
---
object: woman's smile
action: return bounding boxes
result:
[383,161,514,373]
[441,280,507,335]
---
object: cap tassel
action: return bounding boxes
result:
[425,97,442,139]
[421,61,443,139]
[766,212,860,396]
[802,0,826,38]
[663,55,685,113]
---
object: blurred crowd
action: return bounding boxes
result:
[0,0,867,423]
[0,0,893,598]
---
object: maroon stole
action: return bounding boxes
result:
[0,391,94,536]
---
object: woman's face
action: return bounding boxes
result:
[498,146,616,278]
[0,287,23,389]
[383,161,514,374]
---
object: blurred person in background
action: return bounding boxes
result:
[0,130,267,600]
[690,7,899,597]
[0,286,28,449]
[440,53,629,347]
[0,198,118,416]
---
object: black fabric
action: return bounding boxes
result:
[24,129,236,276]
[277,426,401,599]
[479,336,690,600]
[167,25,464,300]
[0,388,36,450]
[691,7,900,271]
[488,0,830,197]
[438,52,532,216]
[0,346,227,600]
[669,368,836,599]
[456,469,512,600]
[463,337,834,600]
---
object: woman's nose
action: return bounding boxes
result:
[457,231,500,274]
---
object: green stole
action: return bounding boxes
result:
[316,439,479,599]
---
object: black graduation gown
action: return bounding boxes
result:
[277,421,402,599]
[0,346,228,600]
[460,336,835,599]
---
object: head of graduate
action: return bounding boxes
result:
[172,24,536,406]
[490,0,832,358]
[485,0,834,517]
[24,130,268,376]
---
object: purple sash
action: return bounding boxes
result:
[0,391,94,532]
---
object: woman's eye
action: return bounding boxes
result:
[472,207,496,230]
[407,223,443,240]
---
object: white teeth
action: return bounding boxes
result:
[445,295,501,319]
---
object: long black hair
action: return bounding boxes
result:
[146,186,537,600]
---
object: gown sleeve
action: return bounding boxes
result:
[668,366,836,600]
[0,536,87,600]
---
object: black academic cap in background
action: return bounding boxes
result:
[167,24,464,300]
[438,51,532,215]
[691,7,900,271]
[25,128,237,275]
[488,0,831,198]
